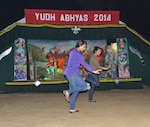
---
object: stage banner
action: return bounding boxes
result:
[14,38,27,81]
[116,38,130,78]
[103,45,115,78]
[25,9,120,25]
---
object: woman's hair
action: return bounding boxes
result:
[93,46,103,53]
[76,40,87,48]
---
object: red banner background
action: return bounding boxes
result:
[25,9,120,25]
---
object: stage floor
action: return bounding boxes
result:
[0,86,150,127]
[6,78,142,85]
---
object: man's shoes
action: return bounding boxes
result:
[63,90,70,103]
[69,109,79,113]
[86,82,91,90]
[88,100,96,102]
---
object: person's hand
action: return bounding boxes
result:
[93,69,102,74]
[107,65,111,70]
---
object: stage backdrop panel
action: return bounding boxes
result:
[14,38,27,81]
[117,38,130,78]
[27,39,107,80]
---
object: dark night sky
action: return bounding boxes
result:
[0,0,150,41]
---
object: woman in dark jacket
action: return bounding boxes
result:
[86,46,110,102]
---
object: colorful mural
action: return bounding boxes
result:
[27,40,107,80]
[14,38,27,81]
[117,38,130,78]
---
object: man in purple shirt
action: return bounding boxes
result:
[63,40,101,113]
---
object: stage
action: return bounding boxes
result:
[4,78,143,93]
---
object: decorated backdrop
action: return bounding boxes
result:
[13,38,131,81]
[27,39,107,80]
[14,38,27,81]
